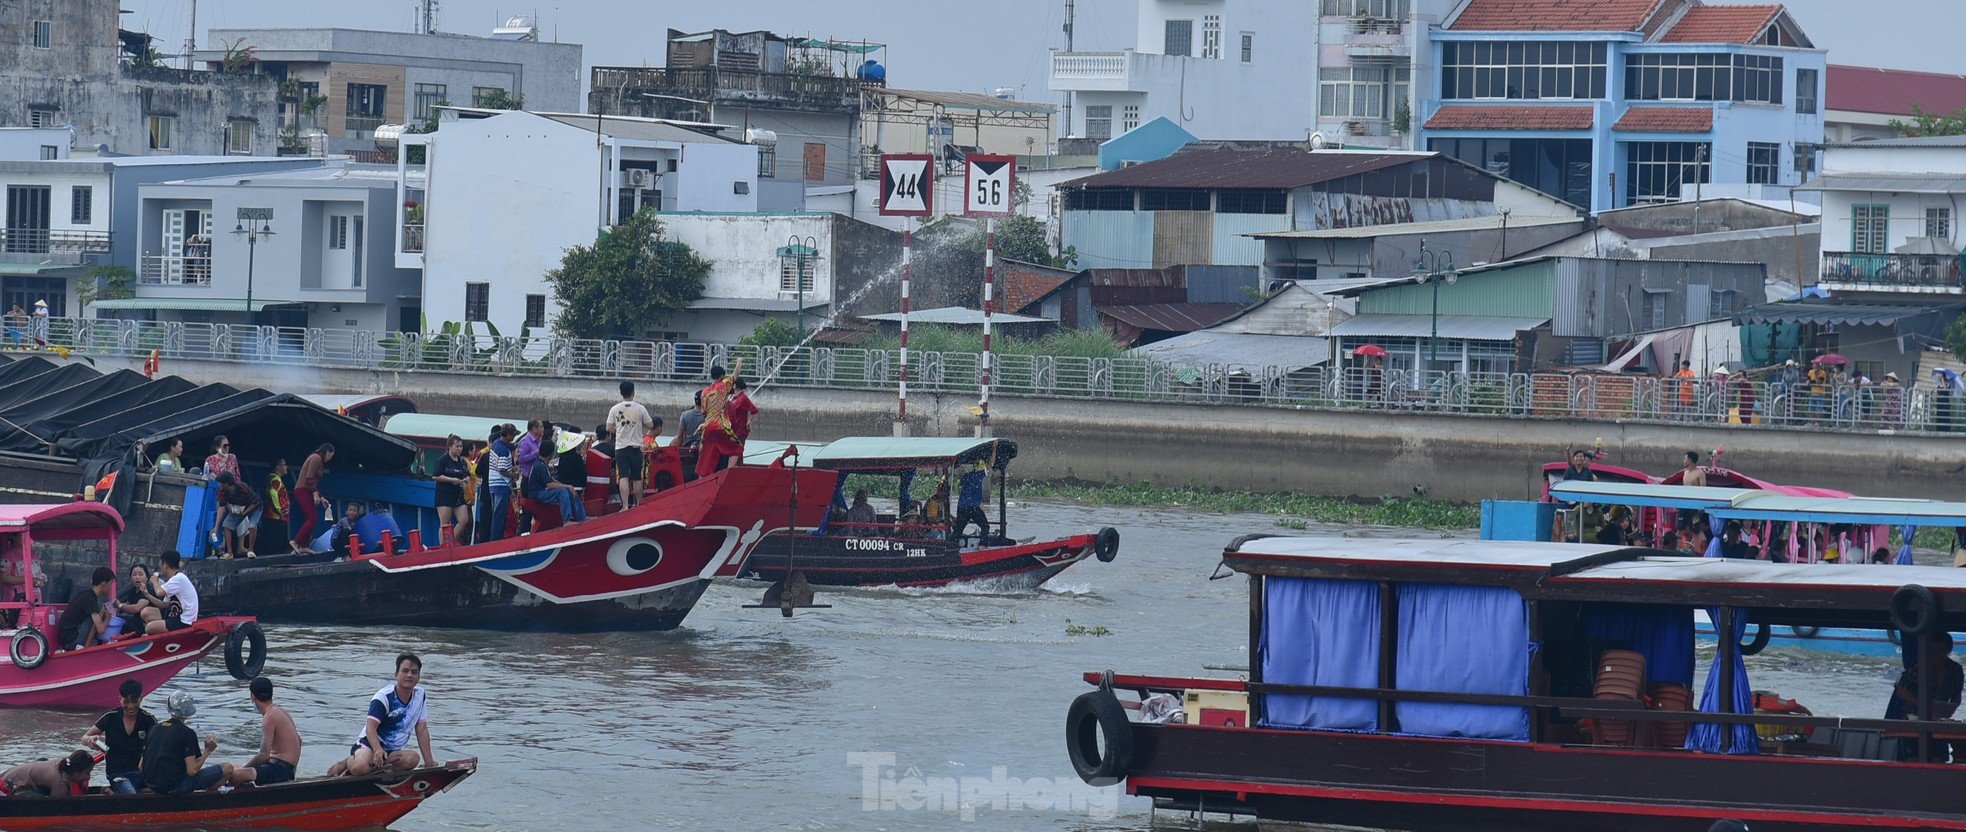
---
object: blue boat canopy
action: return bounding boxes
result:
[810,437,1017,470]
[1548,481,1966,527]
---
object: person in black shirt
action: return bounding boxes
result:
[55,567,115,650]
[1719,521,1755,559]
[432,435,472,545]
[1888,631,1965,721]
[141,692,229,794]
[84,679,156,794]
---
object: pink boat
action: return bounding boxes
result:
[1,502,264,710]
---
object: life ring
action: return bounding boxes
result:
[9,626,48,670]
[224,622,267,680]
[1890,584,1941,636]
[1066,689,1134,786]
[1789,625,1820,639]
[1093,527,1120,563]
[1738,622,1771,656]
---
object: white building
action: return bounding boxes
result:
[399,110,778,334]
[1801,135,1965,298]
[654,212,898,344]
[0,128,70,161]
[1313,0,1458,149]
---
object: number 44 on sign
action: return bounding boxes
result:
[878,154,933,217]
[964,155,1016,218]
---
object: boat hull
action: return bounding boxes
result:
[0,617,249,710]
[0,759,474,831]
[1122,721,1966,832]
[743,534,1099,589]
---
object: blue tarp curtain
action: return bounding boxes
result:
[811,478,848,535]
[1395,583,1532,741]
[1897,524,1917,566]
[1704,513,1725,558]
[897,470,916,512]
[1259,578,1380,732]
[1686,606,1760,755]
[1581,604,1695,687]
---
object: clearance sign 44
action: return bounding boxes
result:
[878,154,934,217]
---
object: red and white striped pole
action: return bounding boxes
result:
[978,217,995,437]
[895,221,912,437]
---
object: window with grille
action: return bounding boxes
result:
[524,294,546,329]
[1927,208,1952,240]
[1216,190,1287,214]
[226,120,253,155]
[28,109,57,129]
[1321,65,1410,118]
[1121,105,1140,133]
[472,87,505,107]
[1085,105,1113,141]
[1240,32,1253,63]
[1202,15,1221,59]
[147,116,174,150]
[1709,289,1736,319]
[1796,68,1818,114]
[32,21,50,49]
[1441,41,1606,100]
[465,283,489,322]
[778,253,816,293]
[1140,189,1211,211]
[70,187,91,224]
[1852,205,1888,254]
[329,216,350,250]
[414,83,448,120]
[1626,142,1709,205]
[1625,53,1784,104]
[1164,19,1193,57]
[1746,142,1779,185]
[1643,293,1667,330]
[1067,189,1133,211]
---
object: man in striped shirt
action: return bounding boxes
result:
[483,424,517,541]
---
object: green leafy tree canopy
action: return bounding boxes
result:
[475,88,524,110]
[76,264,136,313]
[1948,315,1966,364]
[1890,105,1966,138]
[543,209,709,340]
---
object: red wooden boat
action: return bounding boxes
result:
[0,758,474,830]
[1068,536,1966,831]
[742,438,1118,590]
[2,502,264,708]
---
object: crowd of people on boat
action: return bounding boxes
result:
[39,551,202,651]
[134,435,333,558]
[0,653,433,797]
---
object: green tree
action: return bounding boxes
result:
[1949,315,1966,364]
[75,264,135,314]
[990,214,1076,268]
[475,88,524,110]
[740,318,800,348]
[1890,105,1966,137]
[543,209,709,340]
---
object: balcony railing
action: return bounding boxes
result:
[345,116,384,139]
[139,254,213,286]
[0,229,111,264]
[1350,17,1405,35]
[1820,251,1965,292]
[401,223,425,254]
[1051,52,1129,81]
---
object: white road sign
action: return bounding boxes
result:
[963,155,1016,217]
[878,154,934,216]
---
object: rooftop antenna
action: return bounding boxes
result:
[1061,0,1075,140]
[419,0,441,35]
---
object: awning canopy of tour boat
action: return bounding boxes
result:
[1549,480,1755,510]
[0,502,124,539]
[1549,481,1966,526]
[384,413,513,445]
[809,437,1018,471]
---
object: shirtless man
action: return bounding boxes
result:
[328,653,433,777]
[227,676,301,787]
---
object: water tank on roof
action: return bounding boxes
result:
[492,15,538,41]
[857,60,885,81]
[993,87,1014,100]
[745,129,777,146]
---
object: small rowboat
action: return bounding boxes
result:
[0,758,475,831]
[2,502,266,708]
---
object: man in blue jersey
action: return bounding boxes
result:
[328,653,434,777]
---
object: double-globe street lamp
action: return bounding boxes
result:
[230,212,276,323]
[1413,242,1458,379]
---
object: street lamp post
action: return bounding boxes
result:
[788,234,818,341]
[1413,241,1457,378]
[230,213,276,323]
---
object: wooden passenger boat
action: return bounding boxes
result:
[742,438,1117,589]
[1068,535,1966,831]
[0,758,474,830]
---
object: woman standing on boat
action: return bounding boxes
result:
[289,444,334,555]
[433,436,472,545]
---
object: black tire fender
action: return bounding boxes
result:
[1066,689,1133,786]
[9,626,48,670]
[1891,584,1941,636]
[1789,625,1820,639]
[1093,527,1120,563]
[224,621,267,680]
[1738,622,1771,657]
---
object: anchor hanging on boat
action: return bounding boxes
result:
[747,443,829,617]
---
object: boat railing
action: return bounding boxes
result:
[36,316,1966,436]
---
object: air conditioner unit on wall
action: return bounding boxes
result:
[621,168,653,189]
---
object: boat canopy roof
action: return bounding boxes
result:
[1227,536,1966,626]
[809,437,1018,470]
[1550,481,1966,525]
[385,413,512,443]
[0,502,124,539]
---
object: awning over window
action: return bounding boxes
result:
[1736,301,1964,342]
[90,298,305,312]
[1329,314,1548,341]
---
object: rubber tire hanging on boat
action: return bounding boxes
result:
[9,626,48,670]
[1094,527,1120,563]
[1789,625,1820,638]
[1890,584,1941,636]
[224,622,267,680]
[1737,622,1771,657]
[1066,690,1133,786]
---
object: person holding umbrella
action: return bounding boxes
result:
[1352,345,1387,404]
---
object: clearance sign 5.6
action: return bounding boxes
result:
[964,155,1016,218]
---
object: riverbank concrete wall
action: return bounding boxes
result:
[97,356,1964,503]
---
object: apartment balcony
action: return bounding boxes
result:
[345,116,384,140]
[401,223,424,254]
[0,229,111,265]
[589,66,867,117]
[140,254,213,286]
[1345,19,1410,58]
[1819,251,1964,294]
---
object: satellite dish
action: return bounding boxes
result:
[1308,131,1328,151]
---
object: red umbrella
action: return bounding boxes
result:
[1812,353,1851,366]
[1352,344,1388,358]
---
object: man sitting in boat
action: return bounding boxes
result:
[85,679,155,794]
[1888,631,1963,723]
[54,566,115,650]
[226,676,301,788]
[521,431,588,527]
[922,482,950,540]
[140,692,230,794]
[845,489,877,529]
[1,750,94,796]
[143,551,199,635]
[329,653,433,777]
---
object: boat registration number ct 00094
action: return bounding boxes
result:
[845,538,929,557]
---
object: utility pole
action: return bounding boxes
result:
[183,0,197,70]
[1061,0,1075,141]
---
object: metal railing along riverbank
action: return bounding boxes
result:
[29,317,1966,435]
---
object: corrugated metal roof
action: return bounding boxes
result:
[690,297,828,312]
[860,306,1053,325]
[1827,65,1966,118]
[1831,135,1966,149]
[540,113,734,144]
[1794,173,1966,194]
[1329,314,1548,340]
[1248,214,1578,239]
[878,88,1054,115]
[1130,331,1331,371]
[1738,302,1962,327]
[1098,302,1244,332]
[1061,148,1427,191]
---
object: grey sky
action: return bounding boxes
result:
[124,0,1963,104]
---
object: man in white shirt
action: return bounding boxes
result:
[144,550,199,634]
[605,381,655,511]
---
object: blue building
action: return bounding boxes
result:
[1419,0,1824,214]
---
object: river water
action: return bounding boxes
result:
[0,501,1910,831]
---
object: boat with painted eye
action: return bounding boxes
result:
[0,758,475,831]
[1068,535,1966,832]
[741,437,1118,590]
